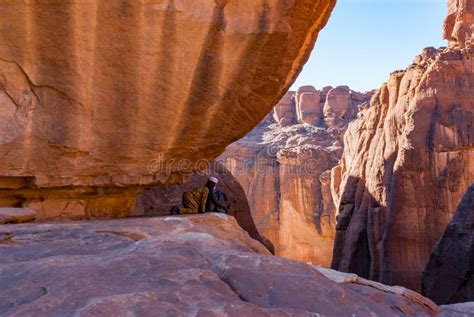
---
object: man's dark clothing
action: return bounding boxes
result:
[206,189,229,213]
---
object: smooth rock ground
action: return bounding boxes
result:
[440,302,474,316]
[0,214,441,316]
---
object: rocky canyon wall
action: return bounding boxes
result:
[331,1,474,292]
[220,86,372,267]
[0,0,336,219]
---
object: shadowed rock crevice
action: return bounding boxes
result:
[215,274,250,303]
[133,161,275,254]
[332,176,375,280]
[422,183,474,305]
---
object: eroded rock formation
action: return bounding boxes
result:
[0,207,35,224]
[0,213,440,316]
[0,0,336,219]
[444,0,474,47]
[331,2,474,291]
[220,86,371,266]
[422,183,474,305]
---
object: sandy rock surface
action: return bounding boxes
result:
[0,213,440,316]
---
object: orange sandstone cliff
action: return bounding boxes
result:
[0,0,336,219]
[331,0,474,292]
[220,86,371,267]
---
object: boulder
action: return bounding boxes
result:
[272,91,295,126]
[422,184,474,305]
[323,86,359,128]
[295,86,323,124]
[440,302,474,316]
[0,207,35,224]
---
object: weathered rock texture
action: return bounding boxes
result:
[440,302,474,316]
[0,207,36,224]
[0,0,336,218]
[0,213,441,316]
[444,0,474,47]
[133,161,275,254]
[422,183,474,305]
[331,33,474,291]
[220,86,371,266]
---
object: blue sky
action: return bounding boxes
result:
[291,0,447,92]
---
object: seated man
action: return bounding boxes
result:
[206,187,229,214]
[170,177,228,215]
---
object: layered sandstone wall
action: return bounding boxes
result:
[220,86,372,267]
[331,37,474,291]
[0,0,336,219]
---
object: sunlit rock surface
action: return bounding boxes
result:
[0,213,440,316]
[444,0,474,47]
[220,86,371,266]
[0,0,336,217]
[331,43,474,291]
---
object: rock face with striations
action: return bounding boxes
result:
[422,183,474,305]
[0,0,336,219]
[0,213,440,316]
[220,86,371,267]
[331,1,474,292]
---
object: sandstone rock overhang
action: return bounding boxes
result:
[0,0,336,189]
